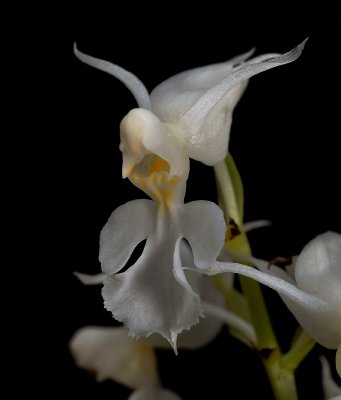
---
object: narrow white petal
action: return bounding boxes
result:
[74,44,151,110]
[128,387,182,400]
[337,344,341,378]
[243,220,272,233]
[153,48,255,96]
[180,201,226,268]
[150,48,255,122]
[246,254,296,285]
[207,261,339,348]
[179,39,307,165]
[246,53,280,64]
[69,326,158,389]
[320,356,341,398]
[73,272,106,285]
[184,39,307,125]
[221,249,296,284]
[99,199,156,274]
[149,50,262,166]
[102,232,201,351]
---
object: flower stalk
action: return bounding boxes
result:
[214,155,301,400]
[282,329,316,370]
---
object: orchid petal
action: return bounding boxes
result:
[243,220,272,233]
[207,262,327,311]
[180,201,226,268]
[102,232,201,351]
[74,44,151,110]
[320,356,341,399]
[178,39,307,165]
[73,272,106,285]
[99,199,156,274]
[206,261,339,347]
[295,232,341,307]
[128,387,182,400]
[150,49,255,123]
[69,326,158,389]
[337,345,341,378]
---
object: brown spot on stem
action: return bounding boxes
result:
[259,348,275,360]
[268,256,293,270]
[228,218,241,240]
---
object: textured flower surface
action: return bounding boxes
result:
[207,232,341,351]
[74,40,307,350]
[72,106,226,350]
[74,267,226,350]
[74,40,306,166]
[100,169,225,347]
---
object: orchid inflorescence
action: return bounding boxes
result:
[71,40,341,400]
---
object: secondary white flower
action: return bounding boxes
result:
[206,232,341,352]
[70,326,158,388]
[74,40,306,165]
[70,326,182,399]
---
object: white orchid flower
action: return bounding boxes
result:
[74,40,306,166]
[320,356,341,399]
[70,326,158,388]
[70,326,181,400]
[205,232,341,358]
[74,105,228,351]
[73,41,306,350]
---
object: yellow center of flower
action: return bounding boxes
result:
[128,154,180,207]
[119,108,187,208]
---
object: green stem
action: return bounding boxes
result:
[263,356,298,400]
[214,161,278,350]
[282,329,316,370]
[214,157,301,400]
[214,161,241,226]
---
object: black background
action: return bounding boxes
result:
[34,7,341,400]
